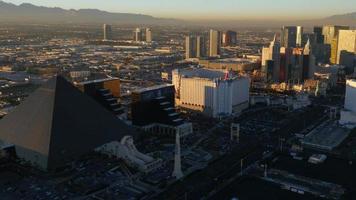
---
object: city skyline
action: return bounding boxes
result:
[6,0,356,20]
[0,0,356,199]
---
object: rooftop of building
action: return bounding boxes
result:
[302,122,350,151]
[200,57,257,64]
[269,154,356,199]
[347,79,356,87]
[211,176,321,200]
[132,84,173,94]
[74,77,119,85]
[174,68,247,81]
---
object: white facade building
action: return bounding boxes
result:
[261,35,281,81]
[345,79,356,112]
[340,79,356,128]
[173,68,250,118]
[103,24,112,41]
[209,29,221,57]
[296,26,304,47]
[337,30,356,66]
[95,136,163,173]
[145,28,152,42]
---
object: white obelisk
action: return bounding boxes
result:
[172,131,183,179]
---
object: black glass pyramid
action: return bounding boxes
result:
[0,76,136,170]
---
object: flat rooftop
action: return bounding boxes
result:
[132,84,173,94]
[178,68,225,79]
[202,58,257,64]
[347,79,356,88]
[270,155,356,199]
[302,122,350,151]
[176,68,246,81]
[210,176,320,200]
[75,77,119,85]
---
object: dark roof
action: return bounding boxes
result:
[0,76,137,169]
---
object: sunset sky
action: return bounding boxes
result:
[7,0,356,20]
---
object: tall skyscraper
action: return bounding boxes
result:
[291,48,304,82]
[322,25,349,44]
[281,26,297,48]
[133,28,143,42]
[196,36,207,58]
[313,26,324,44]
[103,24,112,41]
[330,38,339,64]
[262,35,281,82]
[185,35,207,59]
[313,26,332,63]
[185,36,197,59]
[222,30,237,47]
[322,25,349,64]
[145,28,152,42]
[337,30,356,69]
[264,60,275,82]
[302,39,316,80]
[296,26,303,47]
[280,47,294,82]
[209,29,221,57]
[344,79,356,112]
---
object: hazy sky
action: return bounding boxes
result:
[7,0,356,20]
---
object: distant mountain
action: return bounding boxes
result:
[193,12,356,28]
[0,1,355,27]
[325,12,356,20]
[320,12,356,26]
[0,1,180,25]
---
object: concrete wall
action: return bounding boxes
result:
[345,79,356,112]
[176,76,249,117]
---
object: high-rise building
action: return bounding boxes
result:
[330,38,339,64]
[281,26,297,48]
[261,35,281,82]
[312,26,329,63]
[103,24,112,41]
[185,36,197,59]
[301,33,315,47]
[345,79,356,112]
[313,26,324,44]
[222,30,237,47]
[296,26,304,47]
[291,48,304,81]
[322,25,349,44]
[337,30,356,69]
[340,79,356,127]
[196,36,207,58]
[173,68,250,118]
[280,47,294,82]
[322,25,349,64]
[185,35,207,59]
[133,28,143,42]
[131,85,179,126]
[145,28,152,42]
[75,78,124,116]
[264,60,274,82]
[302,39,316,80]
[131,85,193,137]
[209,29,222,57]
